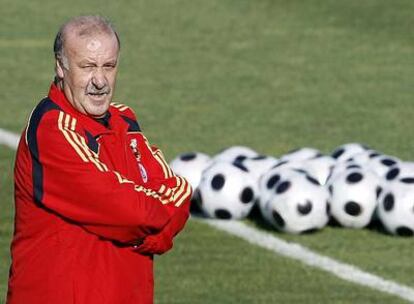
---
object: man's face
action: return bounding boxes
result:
[56,32,119,118]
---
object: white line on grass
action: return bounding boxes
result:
[2,128,414,302]
[200,219,414,303]
[0,128,20,150]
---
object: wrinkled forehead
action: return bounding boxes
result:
[62,20,118,50]
[64,31,119,58]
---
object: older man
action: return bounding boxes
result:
[7,16,191,304]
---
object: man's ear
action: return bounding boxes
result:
[56,59,65,79]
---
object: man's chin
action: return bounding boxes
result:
[85,104,110,119]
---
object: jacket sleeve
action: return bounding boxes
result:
[83,176,189,244]
[134,144,193,254]
[134,194,191,255]
[28,110,179,243]
[120,106,193,217]
[147,144,192,228]
[117,106,193,245]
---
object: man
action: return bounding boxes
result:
[7,16,192,304]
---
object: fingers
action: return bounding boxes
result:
[133,233,173,255]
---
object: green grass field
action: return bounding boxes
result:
[1,0,413,303]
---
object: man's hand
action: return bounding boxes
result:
[133,174,192,255]
[133,230,173,255]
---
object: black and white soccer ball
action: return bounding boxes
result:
[345,149,379,166]
[238,155,279,180]
[279,147,322,162]
[303,155,337,186]
[348,150,401,177]
[331,143,369,162]
[196,161,258,220]
[169,152,211,189]
[377,182,414,236]
[260,169,329,234]
[212,146,259,163]
[271,155,336,186]
[258,166,297,223]
[327,167,382,228]
[384,162,414,184]
[366,154,401,178]
[327,160,364,184]
[346,150,400,175]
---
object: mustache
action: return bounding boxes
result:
[86,85,111,95]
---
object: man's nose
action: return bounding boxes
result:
[92,68,107,89]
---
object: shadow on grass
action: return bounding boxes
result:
[189,196,403,239]
[246,204,277,232]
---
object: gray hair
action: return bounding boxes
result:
[53,15,120,70]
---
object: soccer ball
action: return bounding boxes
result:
[169,152,211,189]
[258,166,297,223]
[196,161,258,220]
[297,155,336,186]
[345,149,379,165]
[385,162,414,184]
[261,168,329,234]
[328,166,382,228]
[280,147,322,162]
[212,146,259,163]
[346,150,400,178]
[377,182,414,236]
[272,155,336,186]
[238,155,279,180]
[331,143,369,162]
[366,154,401,178]
[327,160,364,184]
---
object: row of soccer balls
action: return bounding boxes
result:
[169,143,414,236]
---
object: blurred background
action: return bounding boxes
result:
[0,0,413,303]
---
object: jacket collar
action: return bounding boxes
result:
[48,83,124,136]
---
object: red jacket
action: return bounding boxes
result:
[7,83,192,304]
